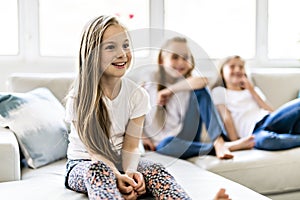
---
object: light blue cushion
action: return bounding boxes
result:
[0,88,68,168]
[298,90,300,98]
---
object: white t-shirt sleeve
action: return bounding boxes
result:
[130,86,151,119]
[65,91,75,123]
[211,86,226,105]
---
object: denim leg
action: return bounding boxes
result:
[176,90,202,142]
[254,129,300,150]
[156,88,225,159]
[193,88,226,141]
[260,98,300,134]
[156,136,214,159]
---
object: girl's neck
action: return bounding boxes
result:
[101,77,122,100]
[226,83,242,91]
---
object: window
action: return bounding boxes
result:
[164,0,256,59]
[268,0,300,59]
[0,0,18,55]
[39,0,149,57]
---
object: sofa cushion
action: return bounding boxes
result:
[0,154,270,200]
[0,88,68,168]
[251,69,300,108]
[8,73,76,104]
[189,147,300,195]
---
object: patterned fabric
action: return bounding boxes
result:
[65,159,191,200]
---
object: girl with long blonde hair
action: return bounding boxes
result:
[64,15,192,199]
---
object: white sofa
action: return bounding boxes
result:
[0,68,299,199]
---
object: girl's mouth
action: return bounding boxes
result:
[112,62,126,69]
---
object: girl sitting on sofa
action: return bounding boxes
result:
[212,55,300,151]
[64,15,193,200]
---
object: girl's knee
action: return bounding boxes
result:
[87,161,115,179]
[254,134,281,150]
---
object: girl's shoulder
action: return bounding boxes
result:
[122,77,149,98]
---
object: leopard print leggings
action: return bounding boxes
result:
[65,159,191,200]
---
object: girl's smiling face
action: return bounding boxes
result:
[160,41,193,79]
[222,57,246,89]
[100,24,132,78]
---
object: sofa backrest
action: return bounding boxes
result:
[251,69,300,109]
[8,73,76,105]
[7,69,300,109]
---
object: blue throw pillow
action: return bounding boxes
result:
[0,88,68,168]
[298,90,300,98]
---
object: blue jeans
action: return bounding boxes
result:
[156,88,226,159]
[253,98,300,150]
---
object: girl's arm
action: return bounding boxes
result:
[122,115,146,196]
[168,76,208,93]
[241,76,274,112]
[122,115,145,172]
[216,104,240,141]
[157,76,208,106]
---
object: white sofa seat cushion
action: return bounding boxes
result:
[142,152,269,199]
[189,147,300,195]
[0,153,270,200]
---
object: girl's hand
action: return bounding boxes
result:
[142,137,156,151]
[157,88,173,106]
[116,174,138,200]
[240,74,253,90]
[126,171,147,196]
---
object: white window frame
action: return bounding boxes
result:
[0,0,299,69]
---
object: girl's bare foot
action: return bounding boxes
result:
[214,137,234,160]
[214,188,231,200]
[226,135,255,151]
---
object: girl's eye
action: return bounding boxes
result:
[183,56,189,61]
[105,45,115,50]
[171,54,179,59]
[123,43,130,49]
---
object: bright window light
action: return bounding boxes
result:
[268,0,300,59]
[165,0,255,59]
[39,0,149,57]
[0,0,18,55]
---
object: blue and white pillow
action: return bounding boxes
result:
[0,88,68,168]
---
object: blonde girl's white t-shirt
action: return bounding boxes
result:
[211,86,269,139]
[65,77,150,160]
[143,73,191,146]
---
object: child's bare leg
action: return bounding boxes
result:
[214,137,234,160]
[225,135,255,151]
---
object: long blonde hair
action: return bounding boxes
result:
[73,15,125,163]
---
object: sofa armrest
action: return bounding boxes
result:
[0,127,21,182]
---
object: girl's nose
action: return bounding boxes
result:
[116,48,126,58]
[233,65,241,72]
